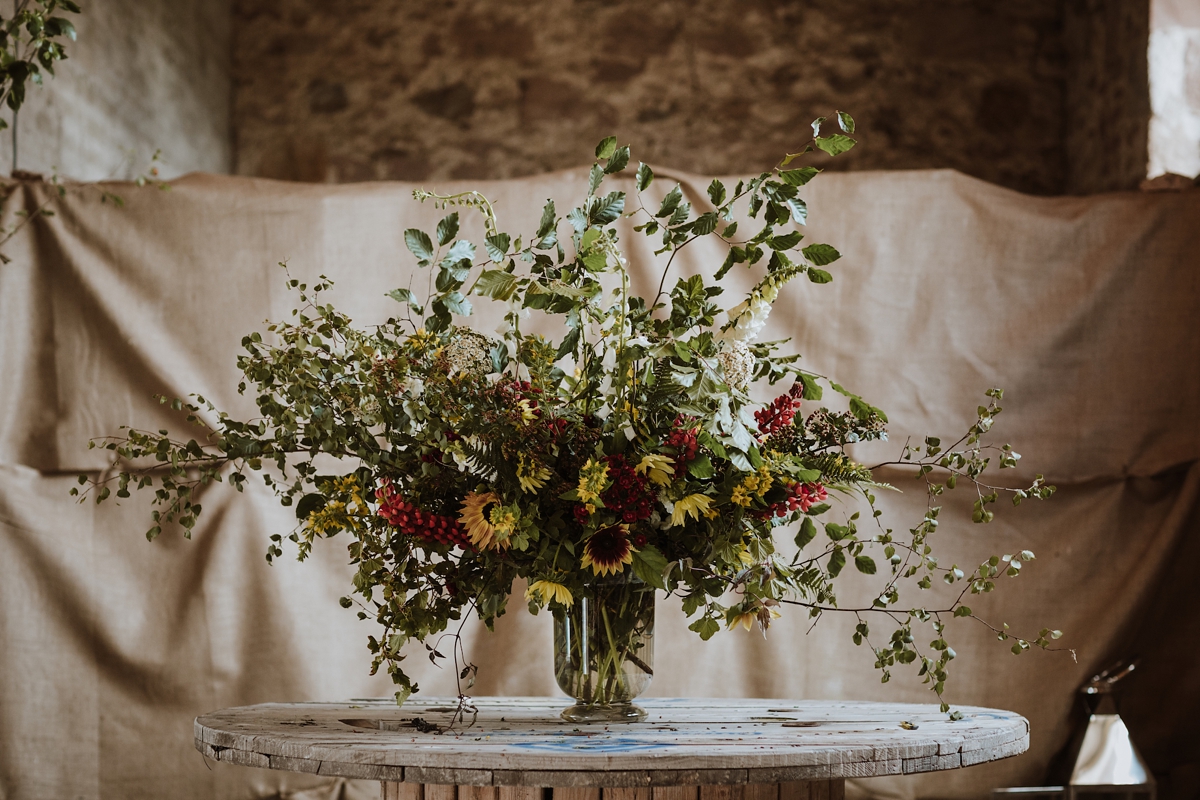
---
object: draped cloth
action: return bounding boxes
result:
[1,169,1197,800]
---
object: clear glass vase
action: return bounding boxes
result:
[553,577,655,723]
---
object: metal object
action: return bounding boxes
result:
[992,660,1156,800]
[1063,661,1154,799]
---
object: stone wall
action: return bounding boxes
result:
[4,0,231,181]
[234,0,1096,195]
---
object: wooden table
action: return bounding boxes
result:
[194,697,1029,800]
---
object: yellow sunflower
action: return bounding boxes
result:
[580,524,635,577]
[459,491,504,550]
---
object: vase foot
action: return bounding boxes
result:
[560,702,647,723]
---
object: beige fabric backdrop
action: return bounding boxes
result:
[1,168,1198,800]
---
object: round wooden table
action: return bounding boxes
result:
[194,697,1029,800]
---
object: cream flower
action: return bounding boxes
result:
[669,493,713,527]
[635,453,675,487]
[516,453,552,493]
[526,579,573,607]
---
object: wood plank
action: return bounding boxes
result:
[554,789,601,800]
[700,786,743,800]
[383,784,423,800]
[829,781,844,800]
[460,788,498,800]
[498,788,542,800]
[424,785,457,800]
[652,789,698,800]
[606,789,652,800]
[742,784,778,800]
[778,783,810,800]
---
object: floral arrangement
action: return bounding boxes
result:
[81,115,1059,715]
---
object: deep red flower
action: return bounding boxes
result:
[376,480,471,548]
[601,454,653,524]
[755,383,804,435]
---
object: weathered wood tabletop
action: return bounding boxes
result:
[195,697,1028,800]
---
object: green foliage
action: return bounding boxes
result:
[0,1,80,123]
[79,123,1062,714]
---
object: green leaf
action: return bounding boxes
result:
[386,288,423,312]
[588,164,605,196]
[691,212,718,236]
[484,233,511,263]
[595,135,618,159]
[589,191,625,226]
[802,243,841,265]
[687,454,715,479]
[295,493,326,520]
[787,197,808,225]
[707,179,726,206]
[814,134,856,156]
[436,212,459,246]
[854,555,877,575]
[828,548,846,577]
[689,616,721,640]
[825,521,852,541]
[442,291,471,316]
[837,111,855,134]
[807,268,833,284]
[795,517,817,549]
[604,145,630,174]
[656,186,682,218]
[631,544,669,589]
[811,116,826,137]
[769,231,803,250]
[797,373,823,400]
[636,162,654,192]
[536,199,557,238]
[404,229,434,263]
[779,167,820,186]
[555,326,581,361]
[473,269,519,300]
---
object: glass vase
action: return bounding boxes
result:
[553,576,655,723]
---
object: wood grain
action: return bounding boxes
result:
[196,697,1028,787]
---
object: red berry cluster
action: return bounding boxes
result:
[755,383,804,435]
[375,482,471,548]
[602,454,654,524]
[664,416,700,476]
[758,481,828,519]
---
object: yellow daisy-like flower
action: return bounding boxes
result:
[635,453,675,487]
[580,524,635,576]
[575,458,610,505]
[669,493,713,527]
[489,502,518,539]
[460,491,504,550]
[516,453,552,493]
[515,398,538,425]
[526,579,574,607]
[754,465,773,496]
[730,484,752,507]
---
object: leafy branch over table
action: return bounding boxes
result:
[78,114,1062,715]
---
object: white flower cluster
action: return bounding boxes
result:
[718,340,755,390]
[444,329,494,376]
